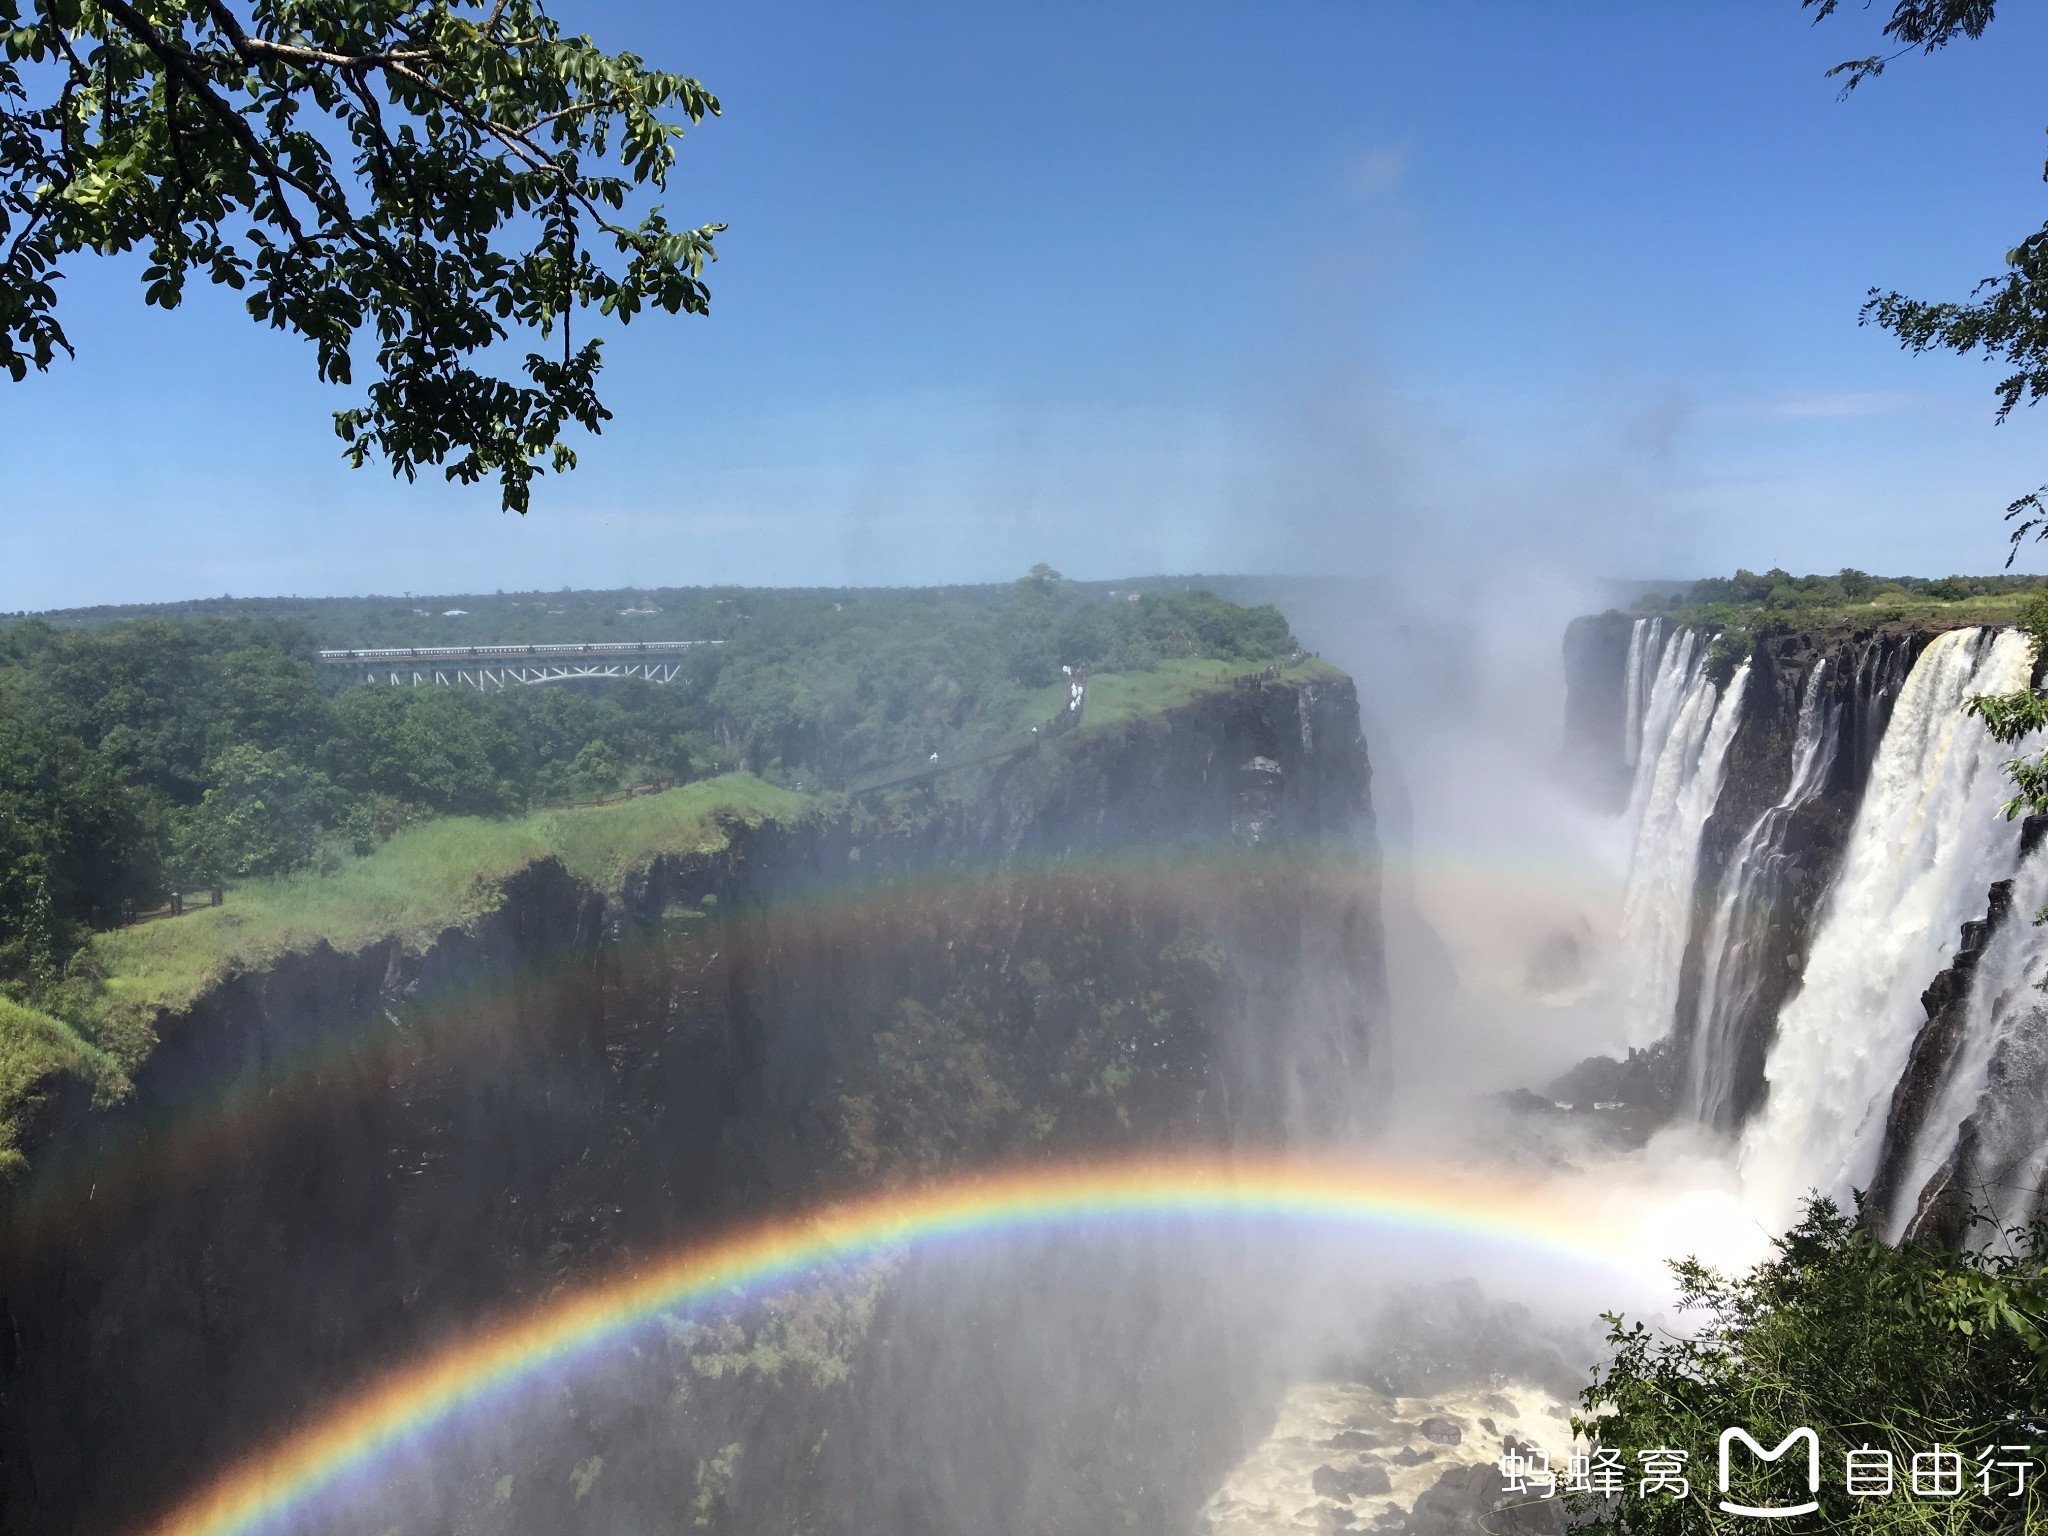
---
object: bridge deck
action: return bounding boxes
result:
[318,641,720,663]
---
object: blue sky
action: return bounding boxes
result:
[10,0,2048,608]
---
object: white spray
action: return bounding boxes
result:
[1614,654,1749,1049]
[1738,628,2034,1223]
[1683,661,1839,1128]
[1622,616,1664,771]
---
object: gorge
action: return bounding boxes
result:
[1560,611,2048,1243]
[5,584,2048,1536]
[0,665,1389,1536]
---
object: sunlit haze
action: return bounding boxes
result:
[12,2,2048,608]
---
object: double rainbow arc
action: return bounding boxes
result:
[150,1152,1617,1536]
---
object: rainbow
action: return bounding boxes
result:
[150,1152,1616,1536]
[22,841,1631,1250]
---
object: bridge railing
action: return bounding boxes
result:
[317,640,721,664]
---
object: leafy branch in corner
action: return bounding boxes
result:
[0,0,723,511]
[1801,1,2048,563]
[1964,592,2048,843]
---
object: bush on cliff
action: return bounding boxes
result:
[1576,1199,2048,1534]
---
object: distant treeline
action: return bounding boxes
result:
[1639,567,2048,613]
[0,570,1292,986]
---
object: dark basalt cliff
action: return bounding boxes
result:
[0,675,1384,1536]
[1558,617,1931,1125]
[1881,816,2048,1246]
[1665,627,1923,1124]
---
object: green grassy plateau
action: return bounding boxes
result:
[0,656,1337,1170]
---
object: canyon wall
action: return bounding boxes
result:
[0,674,1384,1536]
[1562,615,2048,1239]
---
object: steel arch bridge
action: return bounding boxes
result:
[317,641,721,690]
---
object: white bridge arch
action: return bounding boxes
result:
[317,641,721,690]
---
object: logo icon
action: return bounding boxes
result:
[1718,1427,1821,1518]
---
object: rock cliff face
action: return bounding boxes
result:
[1562,613,2048,1242]
[1877,814,2048,1245]
[1665,626,1923,1124]
[1868,869,2019,1234]
[0,675,1384,1536]
[1558,617,1930,1123]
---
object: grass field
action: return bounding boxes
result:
[1008,654,1346,736]
[83,773,812,1036]
[0,657,1349,1170]
[0,995,112,1173]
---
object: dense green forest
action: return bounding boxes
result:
[1639,567,2048,622]
[0,572,1293,991]
[1630,568,2048,686]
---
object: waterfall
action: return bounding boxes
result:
[1682,662,1841,1129]
[1614,651,1749,1048]
[1738,627,2035,1222]
[1623,627,1698,830]
[1621,617,1665,771]
[1884,841,2048,1238]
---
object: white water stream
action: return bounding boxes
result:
[1736,628,2034,1223]
[1614,648,1749,1049]
[1682,661,1840,1128]
[1883,836,2048,1238]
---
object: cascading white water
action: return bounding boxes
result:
[1614,654,1749,1048]
[1682,661,1839,1128]
[1882,839,2048,1239]
[1738,627,2035,1223]
[1622,627,1698,833]
[1621,617,1664,771]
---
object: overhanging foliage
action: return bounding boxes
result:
[1,1,721,509]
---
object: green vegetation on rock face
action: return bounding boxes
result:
[86,772,809,1026]
[0,575,1297,995]
[1636,567,2048,633]
[0,575,1315,1171]
[0,994,110,1175]
[1578,1199,2048,1534]
[0,772,807,1172]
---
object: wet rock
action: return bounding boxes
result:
[1417,1417,1463,1445]
[1392,1446,1437,1466]
[1401,1463,1568,1536]
[1868,878,2017,1231]
[1313,1461,1393,1499]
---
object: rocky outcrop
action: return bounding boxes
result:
[1559,612,1638,812]
[1665,626,1926,1126]
[0,675,1384,1536]
[1866,865,2022,1231]
[1885,817,2048,1248]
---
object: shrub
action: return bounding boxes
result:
[1576,1200,2048,1534]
